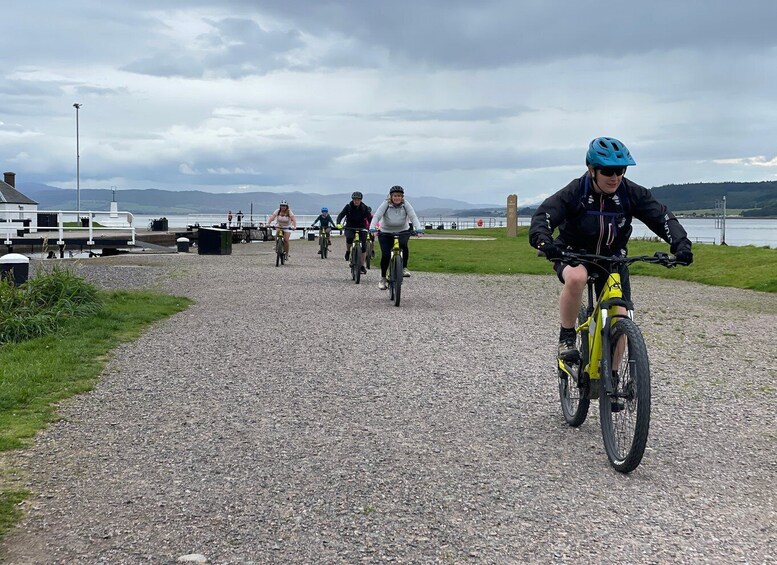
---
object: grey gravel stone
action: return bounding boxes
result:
[3,240,777,564]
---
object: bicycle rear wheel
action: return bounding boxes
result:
[392,252,403,306]
[599,318,651,473]
[559,306,590,426]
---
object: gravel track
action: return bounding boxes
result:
[3,240,776,564]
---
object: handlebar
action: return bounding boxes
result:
[555,250,681,268]
[372,229,421,236]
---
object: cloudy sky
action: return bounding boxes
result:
[1,1,775,206]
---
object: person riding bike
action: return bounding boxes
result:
[267,200,297,259]
[369,185,423,290]
[528,136,694,361]
[336,191,372,274]
[311,207,337,253]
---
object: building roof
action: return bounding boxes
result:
[0,181,38,205]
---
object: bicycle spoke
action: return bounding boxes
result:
[599,319,651,473]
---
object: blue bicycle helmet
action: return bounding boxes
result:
[321,207,328,213]
[586,137,636,167]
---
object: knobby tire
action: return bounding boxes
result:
[392,252,403,307]
[354,245,362,284]
[599,318,651,473]
[275,237,283,267]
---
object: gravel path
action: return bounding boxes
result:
[3,240,777,564]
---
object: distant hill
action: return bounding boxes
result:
[457,181,777,217]
[650,181,777,217]
[16,184,500,216]
[15,181,777,218]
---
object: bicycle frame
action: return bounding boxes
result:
[386,230,413,307]
[274,226,285,266]
[348,228,367,283]
[318,226,329,258]
[561,269,633,398]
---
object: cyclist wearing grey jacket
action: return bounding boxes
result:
[369,185,424,289]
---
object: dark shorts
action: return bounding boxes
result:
[554,260,632,301]
[345,228,368,249]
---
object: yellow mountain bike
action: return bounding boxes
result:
[555,250,681,473]
[273,226,285,267]
[317,226,330,259]
[347,228,368,284]
[385,229,414,307]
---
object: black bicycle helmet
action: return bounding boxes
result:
[389,185,404,194]
[351,191,363,199]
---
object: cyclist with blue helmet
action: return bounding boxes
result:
[529,136,693,361]
[311,207,337,253]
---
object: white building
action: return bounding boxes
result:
[1,172,39,234]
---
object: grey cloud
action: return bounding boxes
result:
[75,85,131,96]
[123,16,305,78]
[367,106,533,123]
[219,0,777,70]
[0,81,64,97]
[121,56,206,79]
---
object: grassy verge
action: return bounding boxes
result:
[394,227,777,292]
[0,290,191,535]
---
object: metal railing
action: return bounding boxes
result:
[1,210,136,247]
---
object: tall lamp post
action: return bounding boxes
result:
[73,103,82,219]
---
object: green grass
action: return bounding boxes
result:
[0,289,191,536]
[385,227,777,292]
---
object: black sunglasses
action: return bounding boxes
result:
[598,167,626,177]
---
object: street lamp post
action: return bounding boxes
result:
[73,103,82,219]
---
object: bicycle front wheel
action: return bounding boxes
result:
[353,245,362,284]
[276,239,283,267]
[559,306,590,427]
[320,235,327,258]
[599,318,651,473]
[392,253,403,306]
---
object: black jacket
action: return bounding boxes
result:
[336,201,372,228]
[529,174,691,256]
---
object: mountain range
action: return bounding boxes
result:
[14,180,777,217]
[15,183,501,216]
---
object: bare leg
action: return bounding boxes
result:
[559,264,587,328]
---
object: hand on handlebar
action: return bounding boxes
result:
[369,228,377,234]
[538,241,563,261]
[675,250,693,266]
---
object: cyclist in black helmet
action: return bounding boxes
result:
[529,136,693,362]
[336,191,372,274]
